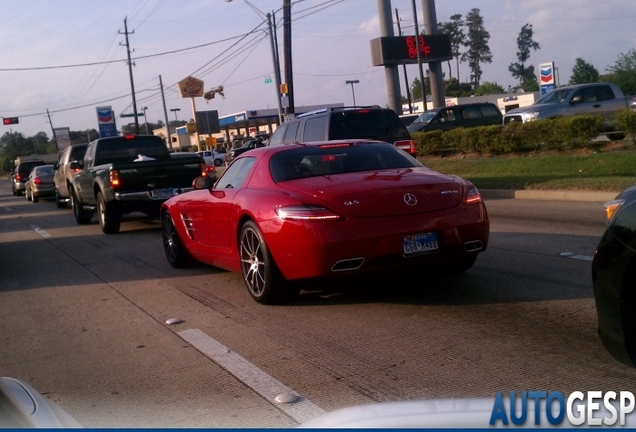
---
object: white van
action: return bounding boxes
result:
[196,150,225,166]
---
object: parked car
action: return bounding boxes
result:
[53,143,88,208]
[592,183,636,368]
[196,149,225,166]
[11,159,46,196]
[25,164,56,203]
[268,106,417,157]
[161,140,489,305]
[224,138,266,164]
[407,102,503,133]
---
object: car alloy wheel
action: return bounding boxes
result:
[71,187,92,224]
[239,220,295,305]
[161,211,192,268]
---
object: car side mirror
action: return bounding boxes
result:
[192,175,211,190]
[570,95,583,104]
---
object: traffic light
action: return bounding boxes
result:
[3,117,19,125]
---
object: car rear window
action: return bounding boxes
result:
[328,110,411,142]
[270,142,421,183]
[95,137,170,165]
[18,161,46,175]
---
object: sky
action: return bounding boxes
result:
[1,0,635,138]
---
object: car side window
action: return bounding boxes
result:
[594,86,615,102]
[84,143,96,167]
[440,108,457,122]
[479,105,501,118]
[573,87,596,103]
[302,117,328,142]
[269,125,287,146]
[283,121,300,143]
[215,157,256,189]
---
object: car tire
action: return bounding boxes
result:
[162,211,194,268]
[32,193,39,203]
[12,185,17,196]
[25,188,31,201]
[97,192,120,234]
[214,158,223,166]
[71,187,92,225]
[239,220,295,305]
[55,189,67,208]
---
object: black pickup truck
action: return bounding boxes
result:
[69,135,205,234]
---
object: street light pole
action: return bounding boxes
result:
[345,80,360,107]
[170,108,180,123]
[142,107,149,134]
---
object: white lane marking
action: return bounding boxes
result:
[179,328,325,424]
[560,252,593,262]
[30,225,52,238]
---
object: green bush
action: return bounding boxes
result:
[616,109,636,145]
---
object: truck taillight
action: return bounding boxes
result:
[394,140,416,155]
[201,163,207,176]
[110,170,120,188]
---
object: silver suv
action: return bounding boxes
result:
[53,143,88,208]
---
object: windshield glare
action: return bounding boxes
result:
[412,110,439,124]
[534,89,572,105]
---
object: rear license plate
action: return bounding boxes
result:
[151,188,175,199]
[403,232,439,256]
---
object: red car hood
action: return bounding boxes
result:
[279,168,464,218]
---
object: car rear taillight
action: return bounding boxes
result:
[33,177,42,185]
[275,205,341,221]
[124,134,136,140]
[394,140,416,155]
[204,164,215,175]
[465,186,482,204]
[110,170,120,188]
[15,174,22,181]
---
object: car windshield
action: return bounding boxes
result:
[411,110,440,125]
[534,89,572,104]
[270,142,422,183]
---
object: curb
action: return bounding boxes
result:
[481,189,618,203]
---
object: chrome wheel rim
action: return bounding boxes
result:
[98,199,105,226]
[240,227,265,297]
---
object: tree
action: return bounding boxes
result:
[0,132,35,161]
[438,14,465,81]
[474,81,505,95]
[508,24,540,92]
[444,78,474,97]
[410,75,430,103]
[606,49,636,95]
[569,58,599,85]
[121,120,170,136]
[461,8,493,88]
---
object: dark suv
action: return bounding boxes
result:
[11,159,47,196]
[268,106,416,156]
[53,143,89,208]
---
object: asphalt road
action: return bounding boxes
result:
[1,178,634,427]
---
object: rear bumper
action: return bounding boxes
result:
[114,188,194,201]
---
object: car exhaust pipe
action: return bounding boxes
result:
[331,257,365,272]
[465,240,483,252]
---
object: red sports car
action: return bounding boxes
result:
[161,140,489,304]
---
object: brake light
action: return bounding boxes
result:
[394,140,416,155]
[34,177,42,185]
[465,186,482,204]
[201,163,209,176]
[110,170,120,188]
[318,143,353,149]
[357,109,371,114]
[275,205,341,221]
[124,134,136,140]
[15,174,22,181]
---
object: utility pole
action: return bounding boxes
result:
[395,8,413,113]
[159,75,172,149]
[283,0,294,116]
[46,108,59,154]
[422,0,445,107]
[120,18,139,135]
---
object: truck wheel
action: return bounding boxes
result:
[71,187,92,225]
[97,192,120,234]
